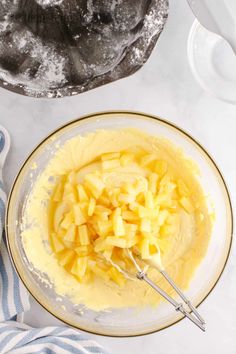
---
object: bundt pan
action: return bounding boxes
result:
[0,0,169,98]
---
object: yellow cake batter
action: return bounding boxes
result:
[21,129,213,310]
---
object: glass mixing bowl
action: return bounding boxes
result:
[6,111,233,336]
[188,20,236,104]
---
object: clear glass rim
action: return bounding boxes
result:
[6,110,234,337]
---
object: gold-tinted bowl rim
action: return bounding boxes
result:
[6,111,233,337]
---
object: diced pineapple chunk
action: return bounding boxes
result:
[97,220,113,237]
[84,174,105,199]
[102,247,113,260]
[89,261,109,281]
[51,233,65,253]
[77,184,89,202]
[198,212,204,222]
[73,204,87,225]
[177,179,190,197]
[140,218,151,233]
[122,182,136,195]
[139,239,150,259]
[67,193,78,204]
[75,245,93,256]
[179,197,195,213]
[93,213,108,222]
[63,183,77,203]
[165,182,176,196]
[152,220,160,235]
[157,210,169,226]
[108,267,125,286]
[140,154,157,167]
[98,194,110,207]
[155,184,174,206]
[87,223,97,239]
[61,211,74,230]
[57,228,66,239]
[112,206,120,217]
[71,256,88,278]
[94,205,111,217]
[159,173,172,186]
[120,153,135,166]
[135,178,148,193]
[148,207,160,220]
[64,224,77,243]
[113,215,125,237]
[101,152,120,161]
[148,173,159,194]
[126,235,139,248]
[78,224,90,245]
[122,210,139,222]
[149,244,158,255]
[94,238,107,252]
[102,159,120,170]
[82,272,93,284]
[160,224,176,237]
[68,171,76,185]
[79,201,89,216]
[137,205,149,218]
[118,193,135,204]
[63,182,74,195]
[106,237,127,248]
[125,223,138,238]
[58,249,75,267]
[112,254,126,270]
[155,160,168,177]
[145,191,154,209]
[54,202,69,231]
[53,181,64,202]
[107,189,119,207]
[88,197,96,216]
[147,234,159,246]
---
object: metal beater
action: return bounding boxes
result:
[106,249,206,331]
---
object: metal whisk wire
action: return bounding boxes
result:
[106,250,205,332]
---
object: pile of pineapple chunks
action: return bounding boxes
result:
[50,151,194,286]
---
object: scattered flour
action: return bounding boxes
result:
[35,0,63,8]
[0,0,168,97]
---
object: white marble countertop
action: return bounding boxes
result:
[1,1,236,353]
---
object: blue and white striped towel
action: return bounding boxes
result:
[0,126,28,321]
[0,126,108,354]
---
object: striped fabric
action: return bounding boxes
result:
[0,234,30,321]
[0,322,108,354]
[0,126,108,354]
[0,125,29,321]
